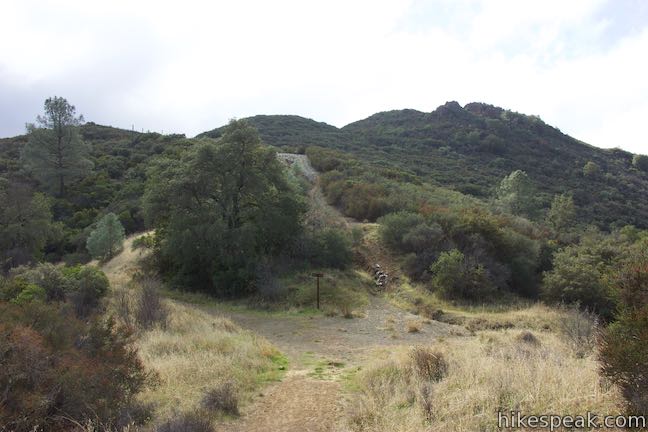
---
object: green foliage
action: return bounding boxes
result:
[13,263,68,301]
[378,211,426,252]
[541,232,622,319]
[582,160,601,178]
[599,245,648,414]
[65,265,110,317]
[430,249,496,300]
[144,120,305,296]
[21,96,93,197]
[546,193,576,231]
[3,264,109,317]
[217,103,648,230]
[132,233,156,250]
[309,228,353,269]
[0,181,57,271]
[633,154,648,172]
[11,283,46,305]
[0,302,151,431]
[494,170,535,217]
[86,212,126,260]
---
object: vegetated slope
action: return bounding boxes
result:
[199,114,347,149]
[199,102,648,229]
[0,123,191,261]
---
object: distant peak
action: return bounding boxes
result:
[463,102,505,118]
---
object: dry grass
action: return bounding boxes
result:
[406,320,422,333]
[133,299,283,421]
[102,234,284,426]
[342,330,623,432]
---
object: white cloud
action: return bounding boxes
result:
[1,0,647,154]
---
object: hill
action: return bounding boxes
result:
[199,102,648,229]
[0,122,191,263]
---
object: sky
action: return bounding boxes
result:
[1,0,648,153]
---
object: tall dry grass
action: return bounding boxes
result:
[341,329,623,432]
[102,234,284,426]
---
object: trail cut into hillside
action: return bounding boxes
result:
[99,158,461,432]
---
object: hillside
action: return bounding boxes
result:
[0,122,191,263]
[200,102,648,229]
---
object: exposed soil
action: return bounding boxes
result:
[102,156,462,432]
[217,154,461,432]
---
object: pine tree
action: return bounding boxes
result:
[86,213,125,260]
[21,96,93,197]
[546,193,576,231]
[494,170,535,216]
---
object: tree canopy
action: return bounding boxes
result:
[21,96,93,197]
[494,170,535,217]
[86,213,126,260]
[0,180,56,271]
[144,120,305,296]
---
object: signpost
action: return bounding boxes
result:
[311,272,324,309]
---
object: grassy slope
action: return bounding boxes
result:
[101,235,286,425]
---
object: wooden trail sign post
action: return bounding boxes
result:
[311,273,324,309]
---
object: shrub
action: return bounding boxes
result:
[407,320,421,333]
[132,233,156,250]
[582,161,601,178]
[311,228,353,269]
[135,277,169,330]
[12,263,67,302]
[600,308,648,414]
[557,304,598,357]
[430,249,496,300]
[632,154,648,172]
[516,331,540,346]
[65,265,110,317]
[600,247,648,414]
[155,412,215,432]
[541,239,618,319]
[11,283,46,305]
[201,381,239,416]
[0,302,151,431]
[410,347,448,382]
[378,211,426,252]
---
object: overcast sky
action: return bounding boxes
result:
[1,0,647,153]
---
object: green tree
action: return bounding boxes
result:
[0,180,57,271]
[546,193,576,231]
[430,249,495,300]
[541,232,620,319]
[494,170,535,216]
[582,161,601,178]
[600,243,648,413]
[144,119,304,296]
[21,96,93,197]
[86,213,125,260]
[632,154,648,172]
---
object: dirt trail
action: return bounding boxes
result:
[218,154,459,432]
[217,296,459,432]
[101,157,460,432]
[99,234,146,290]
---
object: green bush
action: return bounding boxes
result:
[311,228,353,269]
[65,265,110,317]
[430,249,496,300]
[12,263,68,302]
[600,247,648,414]
[541,234,620,319]
[632,154,648,172]
[11,283,46,305]
[378,211,426,252]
